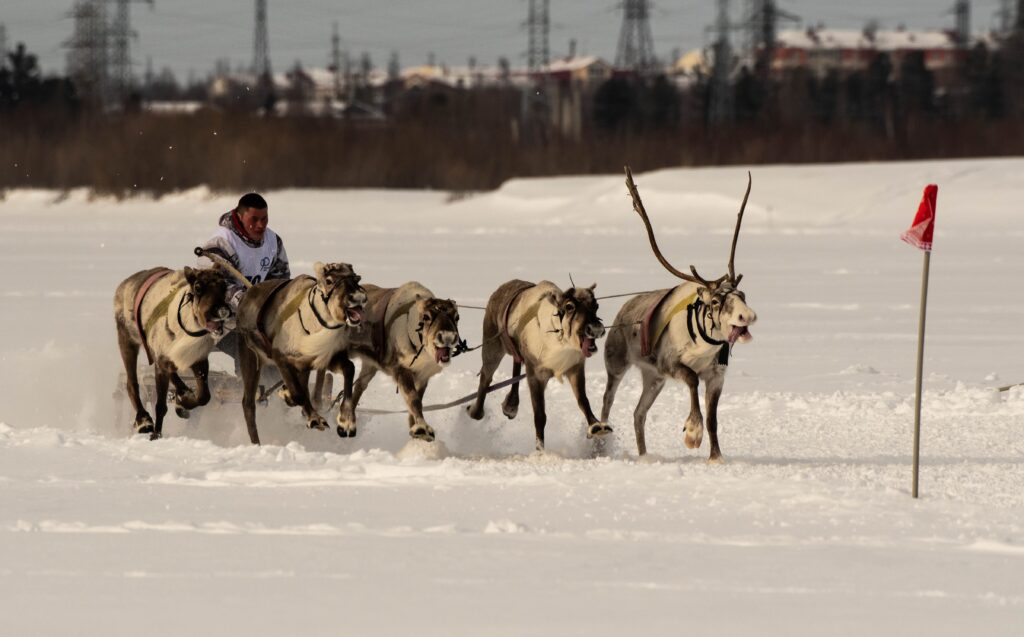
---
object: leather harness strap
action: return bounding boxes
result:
[133,268,173,365]
[641,289,699,357]
[500,282,538,364]
[270,276,313,338]
[367,287,400,356]
[252,278,293,356]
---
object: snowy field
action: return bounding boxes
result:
[1,159,1022,635]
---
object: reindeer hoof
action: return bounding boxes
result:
[707,454,725,465]
[410,424,435,442]
[465,405,484,421]
[175,406,191,419]
[307,415,329,431]
[134,416,154,435]
[148,431,162,441]
[278,387,297,407]
[175,389,196,406]
[501,400,519,420]
[587,422,613,438]
[336,425,357,438]
[684,421,704,449]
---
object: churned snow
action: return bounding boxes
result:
[0,158,1022,635]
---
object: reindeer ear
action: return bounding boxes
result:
[587,283,597,291]
[183,266,198,285]
[314,262,327,288]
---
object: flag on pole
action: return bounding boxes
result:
[901,185,938,251]
[903,184,938,499]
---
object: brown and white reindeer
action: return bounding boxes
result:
[114,265,232,440]
[467,280,609,451]
[236,262,367,445]
[601,168,757,461]
[338,282,463,442]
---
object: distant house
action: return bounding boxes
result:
[772,27,966,80]
[538,56,613,85]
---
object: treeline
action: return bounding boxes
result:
[3,41,1024,196]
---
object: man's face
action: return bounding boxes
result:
[239,206,269,242]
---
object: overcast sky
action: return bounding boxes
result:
[4,1,1008,80]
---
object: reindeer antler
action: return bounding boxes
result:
[727,171,752,286]
[624,166,705,284]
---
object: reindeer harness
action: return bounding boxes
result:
[499,282,540,364]
[640,289,729,365]
[133,268,211,365]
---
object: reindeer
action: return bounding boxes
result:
[236,263,367,445]
[338,282,462,442]
[601,168,757,461]
[467,280,609,451]
[114,266,232,440]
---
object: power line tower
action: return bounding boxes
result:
[65,0,109,104]
[996,0,1012,33]
[526,0,550,72]
[745,0,798,69]
[330,22,341,98]
[951,0,970,45]
[709,0,733,124]
[109,0,154,102]
[253,0,271,78]
[615,0,656,71]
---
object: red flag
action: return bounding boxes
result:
[901,184,938,251]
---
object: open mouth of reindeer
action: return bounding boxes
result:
[435,344,452,364]
[205,319,225,336]
[580,334,598,358]
[345,305,364,327]
[727,324,752,345]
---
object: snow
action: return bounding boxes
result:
[1,158,1023,635]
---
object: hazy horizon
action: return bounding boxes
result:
[5,1,1008,81]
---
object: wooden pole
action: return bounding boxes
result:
[912,250,931,499]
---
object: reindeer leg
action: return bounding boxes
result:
[601,321,629,422]
[173,360,211,415]
[150,362,173,441]
[339,364,376,438]
[239,341,262,445]
[632,369,666,456]
[501,361,522,419]
[395,370,433,442]
[568,363,610,439]
[675,364,704,450]
[275,357,327,431]
[526,369,549,451]
[117,325,152,435]
[468,335,504,420]
[703,372,726,463]
[331,355,357,437]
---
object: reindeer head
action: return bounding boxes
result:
[183,266,231,336]
[545,284,605,358]
[695,280,757,345]
[413,297,461,365]
[314,262,367,327]
[624,166,757,346]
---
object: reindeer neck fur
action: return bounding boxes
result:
[658,282,728,369]
[141,272,216,370]
[268,278,354,369]
[512,281,584,379]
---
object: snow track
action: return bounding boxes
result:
[1,160,1023,634]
